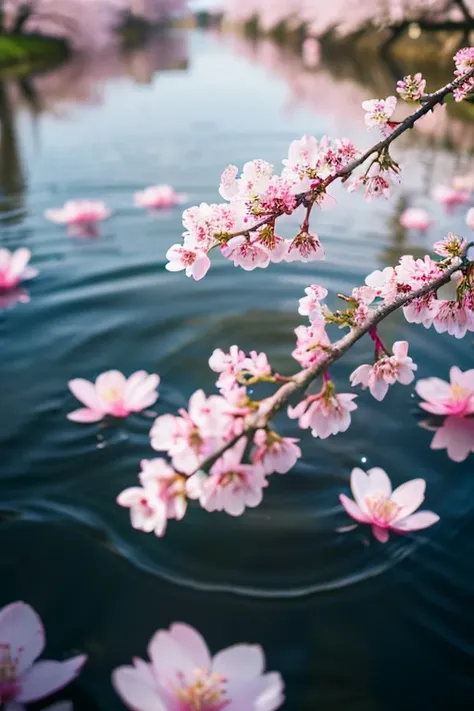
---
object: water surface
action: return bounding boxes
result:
[1,29,474,711]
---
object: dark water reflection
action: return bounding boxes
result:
[1,29,474,710]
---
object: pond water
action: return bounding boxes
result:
[1,28,474,711]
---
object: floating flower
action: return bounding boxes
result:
[350,341,417,401]
[186,439,268,516]
[0,601,86,708]
[165,244,211,280]
[361,96,397,135]
[416,366,474,416]
[67,370,160,422]
[399,208,431,231]
[252,429,301,474]
[117,458,187,537]
[112,622,284,711]
[134,185,186,210]
[339,467,439,543]
[0,249,38,291]
[45,200,111,236]
[432,185,469,209]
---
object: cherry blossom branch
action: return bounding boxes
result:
[195,252,472,474]
[224,66,474,241]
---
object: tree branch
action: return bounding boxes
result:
[195,254,470,474]
[225,66,474,241]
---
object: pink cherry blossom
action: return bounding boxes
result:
[182,203,238,251]
[242,350,272,380]
[431,296,474,338]
[221,235,270,270]
[117,459,187,537]
[209,345,247,391]
[361,96,397,134]
[286,230,324,262]
[112,622,284,711]
[150,390,232,474]
[134,185,186,210]
[45,200,111,236]
[396,73,426,101]
[466,207,474,230]
[433,232,467,257]
[292,322,331,369]
[186,439,268,516]
[349,162,393,200]
[339,467,439,543]
[302,37,321,68]
[282,134,358,189]
[453,47,474,101]
[403,294,440,328]
[350,341,417,401]
[416,366,474,417]
[165,244,211,281]
[399,208,432,231]
[252,429,301,474]
[67,370,160,422]
[0,601,86,710]
[298,284,328,323]
[288,386,357,439]
[0,249,38,291]
[432,185,469,209]
[429,416,474,462]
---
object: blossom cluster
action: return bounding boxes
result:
[453,46,474,101]
[116,346,302,536]
[164,135,360,279]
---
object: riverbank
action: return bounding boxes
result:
[0,34,69,74]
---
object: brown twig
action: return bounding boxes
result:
[224,66,474,241]
[195,255,470,474]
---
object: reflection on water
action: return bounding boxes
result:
[1,28,474,711]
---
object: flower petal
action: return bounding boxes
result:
[67,409,104,423]
[350,468,370,511]
[339,494,370,523]
[147,630,195,676]
[112,665,164,711]
[68,379,102,411]
[367,467,391,496]
[0,602,44,675]
[95,371,126,401]
[391,479,426,520]
[391,511,440,532]
[17,655,87,703]
[371,525,390,543]
[168,623,211,669]
[212,644,265,680]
